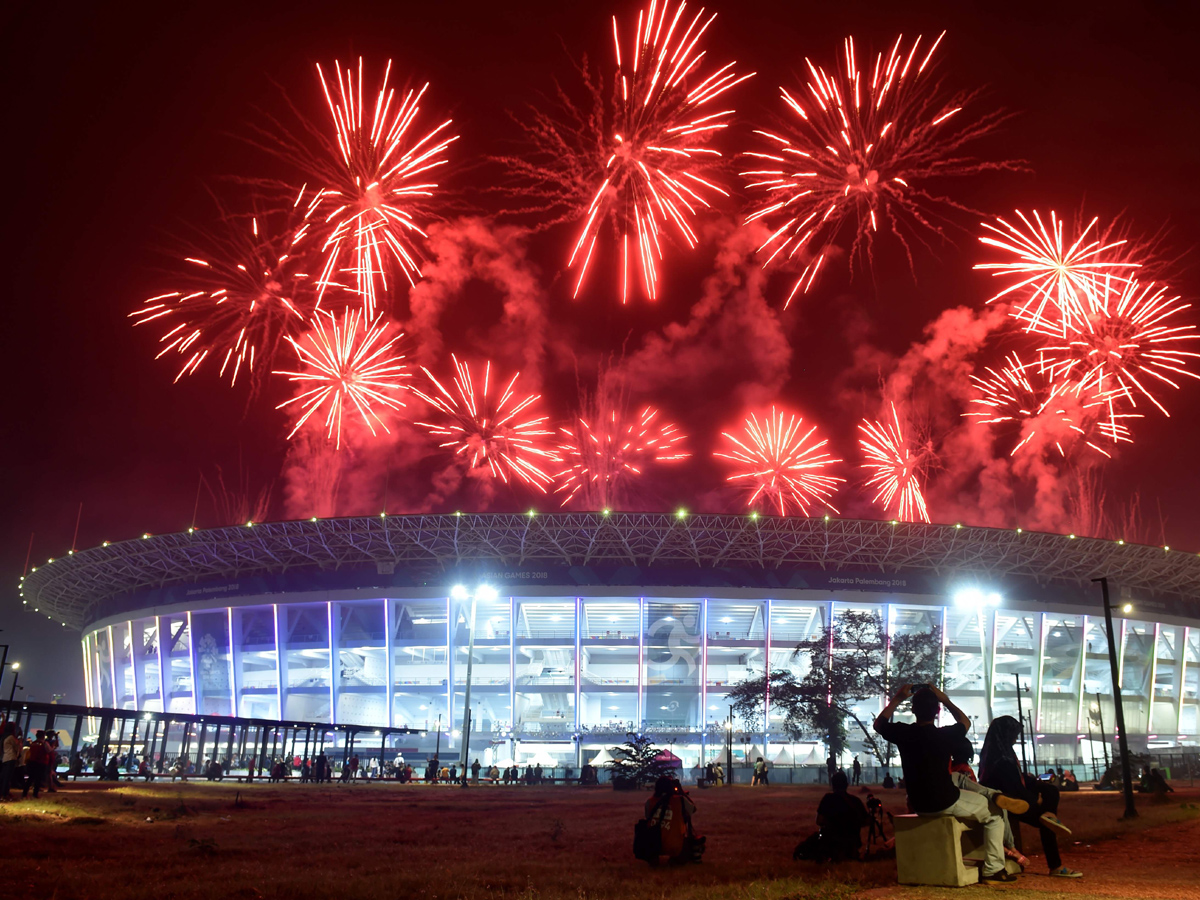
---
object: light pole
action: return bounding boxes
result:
[454,583,496,787]
[1092,577,1137,819]
[1093,693,1111,774]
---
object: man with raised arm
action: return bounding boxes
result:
[874,683,1022,885]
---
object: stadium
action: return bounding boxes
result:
[18,511,1200,772]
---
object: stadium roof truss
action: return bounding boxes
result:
[18,513,1200,630]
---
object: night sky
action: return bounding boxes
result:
[5,0,1200,704]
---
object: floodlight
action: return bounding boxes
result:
[451,585,468,601]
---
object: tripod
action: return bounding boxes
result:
[865,800,889,853]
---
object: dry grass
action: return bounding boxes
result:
[2,781,1199,899]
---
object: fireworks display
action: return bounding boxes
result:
[414,357,559,490]
[714,407,843,515]
[858,404,931,523]
[1031,278,1200,417]
[119,18,1199,528]
[743,32,1010,306]
[304,59,458,319]
[274,308,409,448]
[966,353,1135,457]
[510,0,752,303]
[555,404,688,507]
[976,210,1140,333]
[130,215,315,387]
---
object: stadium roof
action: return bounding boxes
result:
[18,512,1200,629]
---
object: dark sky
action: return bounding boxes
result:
[4,0,1200,704]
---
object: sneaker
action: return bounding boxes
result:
[1004,846,1030,867]
[1039,813,1072,835]
[995,794,1030,815]
[980,869,1018,883]
[1050,866,1083,878]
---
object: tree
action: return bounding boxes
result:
[606,733,678,789]
[727,611,941,766]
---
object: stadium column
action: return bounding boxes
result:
[155,617,167,715]
[385,599,395,729]
[1178,627,1191,736]
[273,605,286,722]
[226,608,239,719]
[107,624,118,709]
[327,601,338,725]
[184,612,198,715]
[637,596,645,729]
[987,610,999,725]
[1075,618,1089,735]
[574,595,582,769]
[511,595,517,739]
[1034,613,1047,734]
[763,597,771,757]
[129,619,145,710]
[1147,622,1161,737]
[699,595,708,765]
[81,639,93,709]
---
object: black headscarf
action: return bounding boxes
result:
[978,715,1022,786]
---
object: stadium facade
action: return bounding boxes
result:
[19,513,1200,769]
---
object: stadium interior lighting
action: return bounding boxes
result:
[1122,603,1134,613]
[953,587,1002,608]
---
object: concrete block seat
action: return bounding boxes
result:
[892,814,1020,887]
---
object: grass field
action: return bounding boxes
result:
[2,780,1199,899]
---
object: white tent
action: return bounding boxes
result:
[743,743,764,763]
[492,756,515,768]
[588,748,616,767]
[772,746,795,766]
[798,745,826,765]
[523,750,561,769]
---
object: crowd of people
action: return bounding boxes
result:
[0,723,62,800]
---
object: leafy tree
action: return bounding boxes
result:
[606,732,678,788]
[728,611,941,766]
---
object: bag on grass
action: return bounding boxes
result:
[633,795,672,863]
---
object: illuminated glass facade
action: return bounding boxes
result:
[82,591,1200,768]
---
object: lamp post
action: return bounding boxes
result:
[454,583,496,787]
[1014,673,1029,773]
[1094,693,1111,773]
[1092,577,1137,819]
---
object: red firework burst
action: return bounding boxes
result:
[1031,277,1200,416]
[975,210,1140,333]
[131,213,315,388]
[555,405,689,507]
[744,33,1010,306]
[548,0,751,303]
[714,407,843,515]
[966,353,1136,458]
[414,357,559,490]
[274,308,409,448]
[303,59,458,319]
[858,403,932,523]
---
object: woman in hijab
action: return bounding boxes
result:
[978,716,1081,878]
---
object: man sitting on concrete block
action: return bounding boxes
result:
[874,684,1024,885]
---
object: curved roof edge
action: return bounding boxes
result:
[18,512,1200,629]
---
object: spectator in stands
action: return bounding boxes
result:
[794,770,869,861]
[874,684,1016,885]
[978,715,1081,879]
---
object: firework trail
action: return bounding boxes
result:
[1031,277,1200,416]
[131,213,315,388]
[975,210,1140,333]
[858,403,932,523]
[965,352,1136,458]
[743,32,1011,306]
[555,403,688,507]
[501,0,751,303]
[714,406,843,515]
[413,356,559,491]
[274,308,409,449]
[299,58,458,319]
